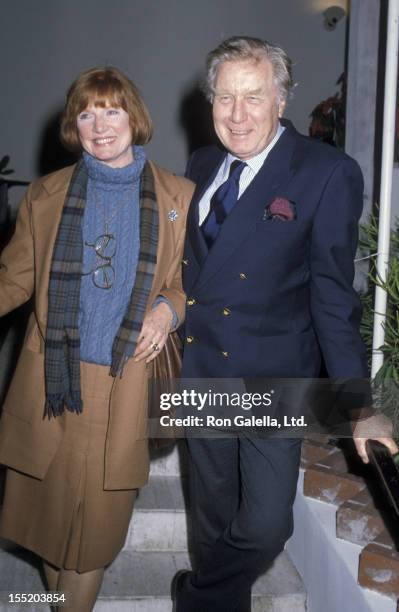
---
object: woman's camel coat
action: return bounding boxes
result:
[0,161,194,490]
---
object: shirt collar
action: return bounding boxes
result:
[224,122,285,174]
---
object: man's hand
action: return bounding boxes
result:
[352,413,399,463]
[134,302,173,363]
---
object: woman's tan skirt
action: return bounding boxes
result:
[0,361,137,572]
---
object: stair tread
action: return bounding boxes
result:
[135,476,186,512]
[0,548,305,600]
[149,444,186,477]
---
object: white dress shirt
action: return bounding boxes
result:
[198,123,285,225]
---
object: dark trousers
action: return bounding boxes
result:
[177,436,301,612]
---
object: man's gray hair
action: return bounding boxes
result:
[204,36,294,104]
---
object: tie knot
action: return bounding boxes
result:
[228,160,246,180]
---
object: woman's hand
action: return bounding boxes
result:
[134,301,174,363]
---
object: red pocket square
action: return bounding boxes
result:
[264,197,296,221]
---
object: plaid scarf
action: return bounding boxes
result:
[44,160,158,418]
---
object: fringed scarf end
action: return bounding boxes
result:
[43,395,66,419]
[44,392,83,419]
[66,391,83,414]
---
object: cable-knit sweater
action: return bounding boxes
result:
[79,146,146,365]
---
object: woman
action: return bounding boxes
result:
[0,67,193,610]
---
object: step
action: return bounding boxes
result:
[288,470,397,612]
[95,551,190,611]
[149,442,187,477]
[125,476,188,551]
[0,547,45,612]
[95,550,307,612]
[0,548,306,611]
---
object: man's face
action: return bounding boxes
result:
[212,57,285,160]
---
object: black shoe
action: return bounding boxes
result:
[171,569,191,612]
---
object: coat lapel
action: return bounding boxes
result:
[186,151,225,267]
[193,121,300,290]
[31,170,73,330]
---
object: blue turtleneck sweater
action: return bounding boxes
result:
[79,146,146,365]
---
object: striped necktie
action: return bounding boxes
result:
[202,160,246,248]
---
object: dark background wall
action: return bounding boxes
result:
[0,0,348,397]
[2,0,347,212]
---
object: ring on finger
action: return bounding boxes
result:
[152,342,159,352]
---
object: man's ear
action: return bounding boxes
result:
[278,100,286,118]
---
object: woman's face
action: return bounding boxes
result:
[76,104,134,168]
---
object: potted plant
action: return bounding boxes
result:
[359,212,399,436]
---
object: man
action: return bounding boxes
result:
[175,36,397,612]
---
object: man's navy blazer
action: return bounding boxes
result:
[181,119,368,380]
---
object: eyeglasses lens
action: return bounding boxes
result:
[93,264,115,290]
[95,235,116,259]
